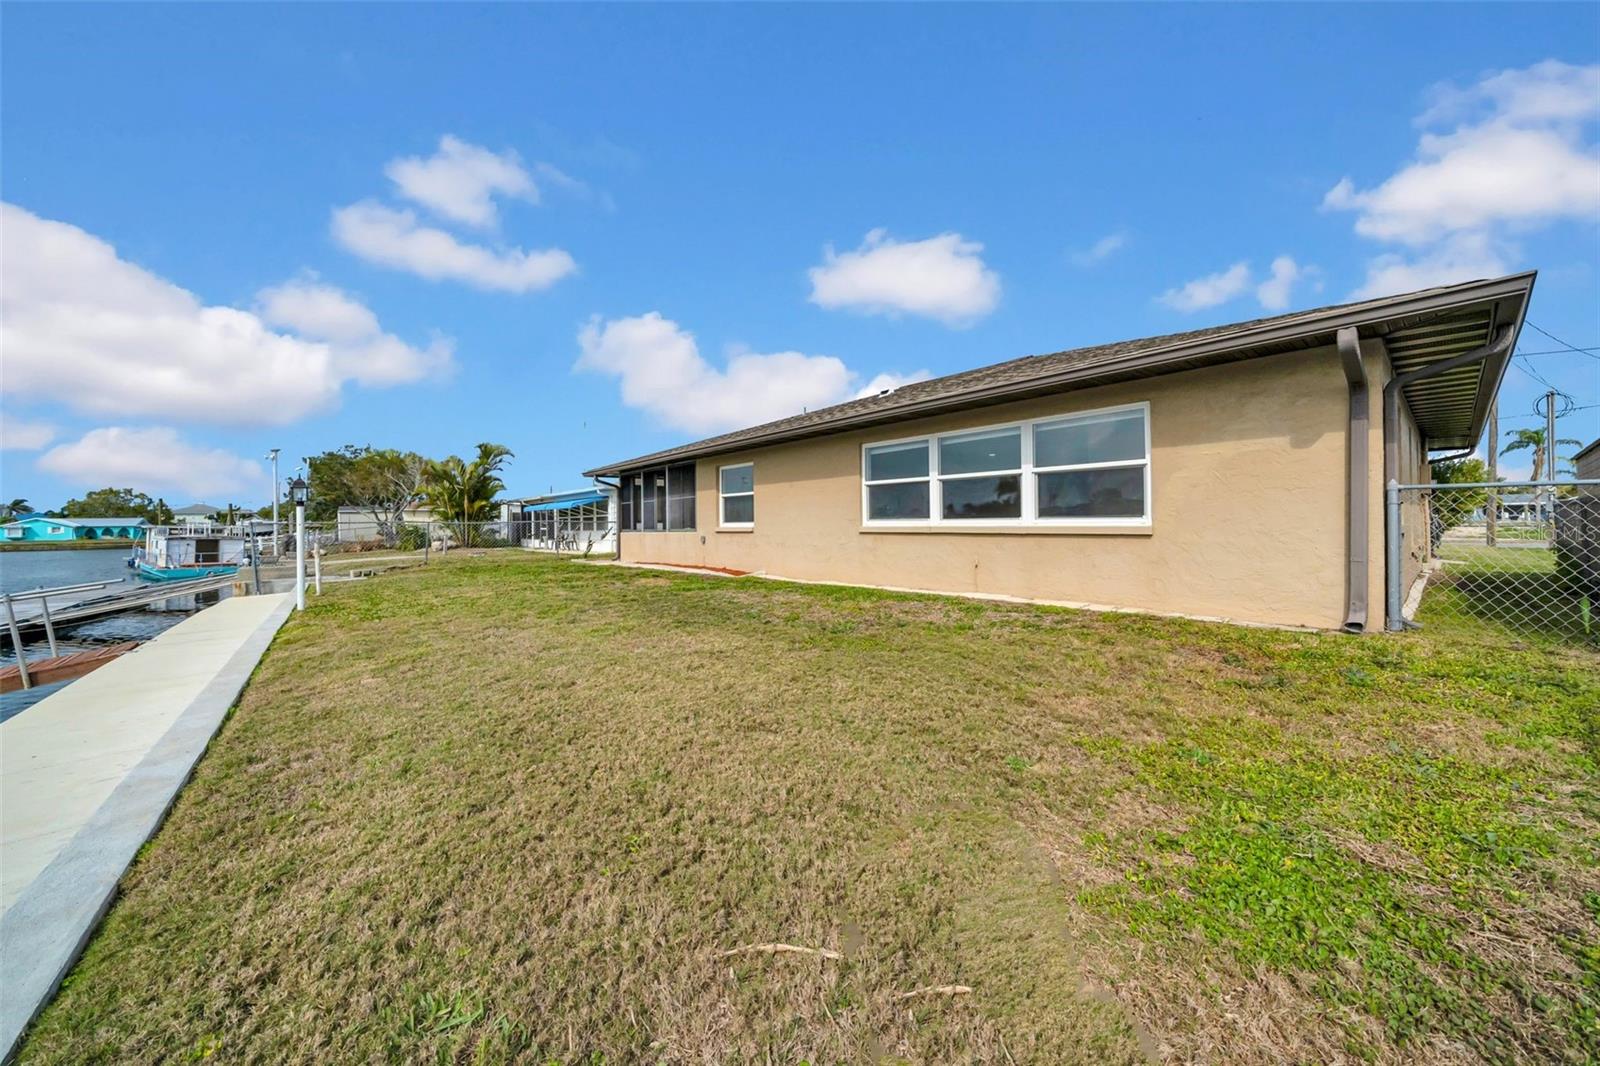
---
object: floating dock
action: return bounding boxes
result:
[1,573,240,644]
[0,642,138,694]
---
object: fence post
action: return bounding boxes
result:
[3,594,31,689]
[38,595,58,658]
[313,545,323,595]
[1385,479,1404,631]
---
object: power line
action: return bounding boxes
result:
[1516,346,1600,357]
[1524,321,1600,362]
[1513,355,1561,391]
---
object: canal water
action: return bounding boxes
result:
[0,548,231,719]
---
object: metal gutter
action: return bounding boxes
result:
[1337,327,1369,633]
[586,273,1536,477]
[1382,325,1514,631]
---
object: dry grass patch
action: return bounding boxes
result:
[17,554,1598,1064]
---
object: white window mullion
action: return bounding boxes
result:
[929,435,942,524]
[1021,422,1037,521]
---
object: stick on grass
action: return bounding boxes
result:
[896,984,973,1000]
[714,943,843,961]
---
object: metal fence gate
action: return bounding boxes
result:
[1387,479,1600,646]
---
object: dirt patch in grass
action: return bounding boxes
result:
[17,554,1599,1064]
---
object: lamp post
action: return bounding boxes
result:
[265,448,281,558]
[290,476,308,611]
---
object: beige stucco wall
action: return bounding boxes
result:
[619,344,1413,630]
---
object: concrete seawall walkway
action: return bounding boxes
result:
[0,593,293,1060]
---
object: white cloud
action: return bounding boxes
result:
[39,427,264,497]
[256,279,453,386]
[808,229,1000,326]
[1255,256,1305,312]
[0,416,55,451]
[332,201,577,293]
[1416,59,1600,129]
[1322,125,1600,245]
[1324,60,1599,297]
[1070,231,1127,266]
[0,203,449,425]
[1348,232,1511,301]
[1157,261,1252,312]
[385,135,537,229]
[576,312,928,434]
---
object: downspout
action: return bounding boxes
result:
[1337,327,1369,633]
[1382,325,1513,630]
[593,477,622,560]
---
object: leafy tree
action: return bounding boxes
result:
[59,488,170,522]
[305,446,429,530]
[1430,457,1492,528]
[1501,428,1582,480]
[1,498,31,521]
[420,443,513,535]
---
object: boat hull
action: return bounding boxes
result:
[136,562,239,582]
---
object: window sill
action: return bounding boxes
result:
[860,523,1151,536]
[717,526,755,534]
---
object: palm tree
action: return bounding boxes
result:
[1500,428,1582,480]
[2,498,32,520]
[420,443,513,545]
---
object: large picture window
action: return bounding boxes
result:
[860,402,1150,528]
[719,463,754,528]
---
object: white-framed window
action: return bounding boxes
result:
[860,401,1151,528]
[719,462,755,528]
[48,525,67,535]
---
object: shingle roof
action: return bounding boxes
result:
[585,272,1535,476]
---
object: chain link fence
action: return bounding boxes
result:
[1394,480,1599,646]
[288,517,612,559]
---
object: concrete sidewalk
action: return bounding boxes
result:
[0,593,293,1060]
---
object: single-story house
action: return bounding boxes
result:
[585,273,1536,632]
[172,503,222,528]
[501,487,618,554]
[334,505,435,542]
[1,516,150,542]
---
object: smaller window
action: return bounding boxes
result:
[719,463,754,527]
[864,440,932,520]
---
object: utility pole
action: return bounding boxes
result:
[265,448,281,558]
[1543,390,1558,531]
[1545,390,1558,482]
[1486,403,1498,548]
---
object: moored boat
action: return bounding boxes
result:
[131,525,247,581]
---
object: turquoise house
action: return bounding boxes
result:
[1,516,150,542]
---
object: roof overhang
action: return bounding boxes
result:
[585,272,1535,475]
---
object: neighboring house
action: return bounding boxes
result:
[172,503,222,528]
[1,516,149,542]
[585,273,1536,632]
[501,487,618,554]
[1575,439,1600,484]
[334,505,435,542]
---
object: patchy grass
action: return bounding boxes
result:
[18,554,1599,1064]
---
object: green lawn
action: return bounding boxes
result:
[19,554,1599,1064]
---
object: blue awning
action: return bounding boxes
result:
[526,491,607,513]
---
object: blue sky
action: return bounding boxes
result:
[3,3,1597,508]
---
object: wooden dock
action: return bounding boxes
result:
[0,643,137,694]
